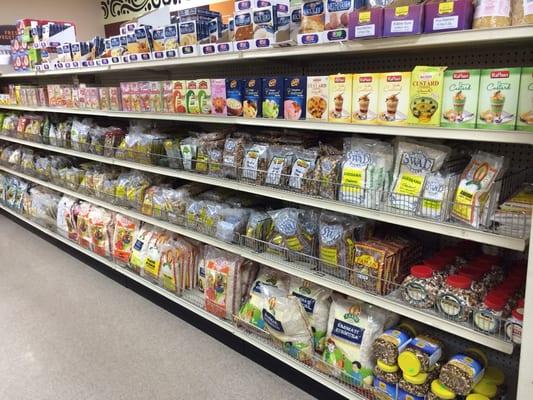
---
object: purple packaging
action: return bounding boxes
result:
[244,78,262,118]
[211,79,227,115]
[262,77,284,119]
[383,2,425,37]
[424,0,473,33]
[283,76,306,120]
[348,8,384,39]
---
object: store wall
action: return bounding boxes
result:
[0,0,104,40]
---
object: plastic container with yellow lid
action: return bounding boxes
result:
[439,348,487,395]
[398,335,443,376]
[484,366,505,386]
[399,371,431,399]
[427,379,456,400]
[465,394,490,400]
[373,360,400,399]
[473,377,497,398]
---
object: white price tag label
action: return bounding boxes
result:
[355,24,376,38]
[391,20,414,33]
[433,15,459,30]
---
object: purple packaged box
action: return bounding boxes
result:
[383,2,425,37]
[348,8,384,39]
[424,0,473,33]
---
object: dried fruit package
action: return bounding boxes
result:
[113,214,140,265]
[451,151,504,228]
[222,135,249,179]
[288,148,319,193]
[265,146,295,188]
[388,140,450,213]
[242,143,271,184]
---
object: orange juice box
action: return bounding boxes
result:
[377,71,411,125]
[328,73,352,123]
[352,72,380,124]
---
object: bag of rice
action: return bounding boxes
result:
[318,294,391,386]
[290,277,332,353]
[238,266,291,329]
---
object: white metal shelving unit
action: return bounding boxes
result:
[1,23,532,399]
[1,104,532,144]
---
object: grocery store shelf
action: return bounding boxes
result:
[1,26,532,78]
[0,164,515,354]
[1,104,532,144]
[0,203,364,400]
[0,134,527,252]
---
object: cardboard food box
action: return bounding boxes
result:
[441,69,481,129]
[306,75,329,120]
[352,73,380,124]
[477,68,521,130]
[284,76,307,120]
[164,24,179,58]
[235,10,255,51]
[348,8,384,39]
[243,78,262,118]
[253,5,277,49]
[211,78,227,116]
[226,78,245,116]
[378,72,411,125]
[424,0,474,33]
[173,80,187,113]
[179,21,198,57]
[185,80,200,114]
[383,2,425,37]
[517,67,533,132]
[328,73,352,123]
[407,66,447,126]
[323,0,353,43]
[298,0,325,45]
[197,79,211,115]
[262,76,284,118]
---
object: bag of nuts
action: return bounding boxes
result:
[288,148,319,193]
[242,143,272,184]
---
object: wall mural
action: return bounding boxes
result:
[100,0,180,22]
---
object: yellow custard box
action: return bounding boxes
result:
[351,73,380,124]
[407,66,447,126]
[378,71,411,125]
[328,73,352,123]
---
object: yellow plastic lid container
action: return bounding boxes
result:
[398,351,422,376]
[430,379,456,399]
[484,366,505,386]
[403,372,429,385]
[473,378,497,398]
[466,394,490,400]
[397,322,417,338]
[465,347,489,367]
[377,360,399,373]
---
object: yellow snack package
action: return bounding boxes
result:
[407,66,447,126]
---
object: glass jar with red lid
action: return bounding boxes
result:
[401,265,439,309]
[437,274,478,321]
[473,292,507,333]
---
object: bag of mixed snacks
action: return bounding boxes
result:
[70,118,92,152]
[242,143,271,184]
[76,202,93,249]
[289,277,332,353]
[56,195,78,239]
[315,153,342,200]
[113,214,139,265]
[216,207,251,243]
[222,135,249,179]
[451,151,505,228]
[340,138,394,209]
[388,140,450,213]
[473,0,511,28]
[103,127,125,158]
[180,136,199,171]
[142,231,174,283]
[319,295,391,385]
[238,266,291,329]
[195,132,226,175]
[267,208,318,258]
[512,0,533,25]
[265,146,295,188]
[417,172,460,221]
[129,225,158,274]
[288,148,319,193]
[88,206,114,257]
[163,138,182,169]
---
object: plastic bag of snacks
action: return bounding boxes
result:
[113,214,139,265]
[289,277,332,353]
[242,143,271,184]
[451,151,504,228]
[222,135,250,179]
[318,295,391,386]
[70,118,92,152]
[56,195,78,240]
[76,202,93,249]
[288,148,319,194]
[511,0,533,24]
[473,0,511,28]
[88,206,114,257]
[388,140,450,213]
[142,231,175,283]
[129,225,161,274]
[238,266,291,329]
[180,136,199,171]
[265,146,295,188]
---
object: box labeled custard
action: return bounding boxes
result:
[517,67,533,132]
[441,69,480,128]
[306,75,328,120]
[378,71,411,125]
[328,74,352,123]
[352,73,380,124]
[477,67,521,130]
[407,66,447,126]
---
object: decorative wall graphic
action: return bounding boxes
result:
[101,0,179,22]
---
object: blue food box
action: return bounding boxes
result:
[283,76,307,120]
[262,77,284,118]
[226,78,245,116]
[244,78,263,118]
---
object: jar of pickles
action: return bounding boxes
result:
[401,265,440,309]
[437,275,478,322]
